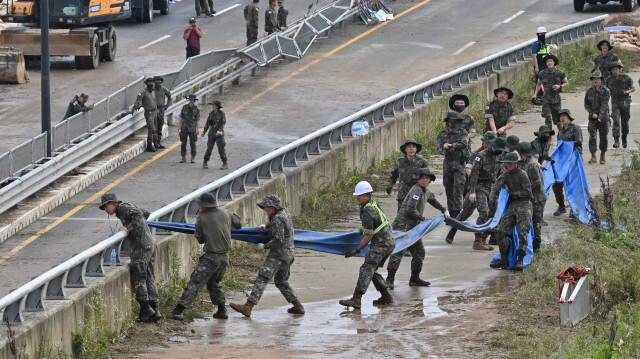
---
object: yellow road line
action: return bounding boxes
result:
[0,0,432,264]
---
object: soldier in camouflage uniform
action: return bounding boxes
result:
[532,55,568,128]
[437,111,469,217]
[553,109,583,217]
[277,0,288,29]
[264,0,277,35]
[592,40,619,81]
[531,125,555,165]
[485,87,516,138]
[167,193,242,321]
[488,152,533,270]
[202,100,228,170]
[449,94,476,145]
[63,93,93,120]
[245,0,260,46]
[133,77,158,153]
[339,181,395,308]
[445,137,507,249]
[178,94,200,164]
[385,169,449,289]
[517,142,547,253]
[99,193,160,322]
[387,139,430,212]
[584,71,610,165]
[606,61,635,149]
[230,194,305,317]
[153,76,172,150]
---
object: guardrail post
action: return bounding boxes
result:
[24,285,45,312]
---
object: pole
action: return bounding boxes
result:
[41,0,52,157]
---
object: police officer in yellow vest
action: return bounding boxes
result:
[532,26,550,100]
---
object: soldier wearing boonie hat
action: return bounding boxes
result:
[516,142,546,253]
[387,139,430,212]
[485,87,516,138]
[202,100,228,170]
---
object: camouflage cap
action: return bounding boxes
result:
[413,167,436,181]
[257,194,283,210]
[558,108,574,121]
[490,137,507,152]
[534,125,555,136]
[506,135,520,149]
[444,111,460,121]
[608,60,623,71]
[590,71,604,81]
[400,139,423,154]
[480,131,497,143]
[500,151,520,163]
[196,192,218,208]
[99,193,122,210]
[516,142,535,157]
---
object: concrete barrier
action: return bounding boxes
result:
[0,31,607,357]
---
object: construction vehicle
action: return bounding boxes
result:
[0,0,169,78]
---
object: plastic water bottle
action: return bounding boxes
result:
[110,249,117,267]
[424,92,430,104]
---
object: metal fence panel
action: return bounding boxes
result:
[305,15,332,34]
[90,99,108,131]
[108,88,126,122]
[10,140,32,175]
[52,122,67,152]
[68,114,89,144]
[319,6,349,23]
[294,22,318,56]
[187,54,209,79]
[262,37,281,63]
[125,78,144,108]
[32,133,47,163]
[243,44,267,65]
[278,34,300,58]
[0,152,10,183]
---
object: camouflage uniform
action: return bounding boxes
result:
[553,122,583,209]
[490,168,533,256]
[484,100,516,138]
[520,156,546,251]
[388,155,430,211]
[264,5,277,35]
[584,85,610,153]
[459,113,476,151]
[133,86,158,147]
[605,73,634,141]
[277,5,288,28]
[593,52,619,81]
[179,104,200,157]
[354,199,394,294]
[63,95,90,120]
[154,84,172,145]
[387,184,446,273]
[537,67,567,127]
[245,2,259,46]
[115,203,158,303]
[456,148,501,239]
[247,208,299,304]
[437,127,469,213]
[203,109,227,163]
[177,209,242,309]
[531,137,551,164]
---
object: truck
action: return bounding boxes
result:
[574,0,640,12]
[0,0,169,77]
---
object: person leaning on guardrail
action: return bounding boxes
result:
[132,77,159,153]
[201,100,228,170]
[63,93,94,121]
[244,0,260,46]
[99,193,161,323]
[153,76,172,150]
[178,94,201,163]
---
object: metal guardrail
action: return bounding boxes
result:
[0,14,607,327]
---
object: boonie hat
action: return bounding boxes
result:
[400,139,423,154]
[196,192,218,208]
[444,111,460,121]
[208,100,223,108]
[480,131,497,143]
[590,71,604,81]
[448,94,469,110]
[506,135,520,149]
[493,87,514,99]
[99,193,122,210]
[608,60,624,71]
[544,54,559,66]
[188,94,198,101]
[597,39,612,51]
[558,108,574,121]
[534,125,555,136]
[500,152,520,163]
[516,142,535,157]
[490,137,507,152]
[414,168,436,182]
[257,194,283,210]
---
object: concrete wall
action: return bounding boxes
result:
[0,31,606,358]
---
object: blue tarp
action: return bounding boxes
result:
[148,216,445,258]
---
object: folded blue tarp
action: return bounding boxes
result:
[148,215,445,258]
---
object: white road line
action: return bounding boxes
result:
[453,41,476,56]
[503,10,524,24]
[138,35,171,49]
[214,3,241,16]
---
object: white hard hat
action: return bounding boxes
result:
[353,181,373,196]
[536,27,547,34]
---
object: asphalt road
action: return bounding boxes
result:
[0,0,635,307]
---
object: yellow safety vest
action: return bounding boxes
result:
[363,200,389,234]
[537,42,550,58]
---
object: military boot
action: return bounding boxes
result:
[385,270,396,290]
[190,156,196,163]
[167,304,186,321]
[229,301,255,317]
[409,271,431,287]
[588,152,597,164]
[600,152,606,164]
[472,234,493,251]
[553,205,566,216]
[372,289,394,305]
[481,237,494,250]
[489,252,509,269]
[149,301,162,322]
[445,227,457,244]
[213,304,228,319]
[613,137,620,148]
[202,160,208,169]
[137,300,156,322]
[180,156,186,163]
[515,252,525,271]
[146,142,156,153]
[220,162,228,170]
[287,299,305,314]
[338,291,363,309]
[622,135,628,148]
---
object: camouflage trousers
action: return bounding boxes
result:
[248,249,298,304]
[144,110,157,145]
[552,182,565,208]
[443,166,466,213]
[180,130,198,157]
[541,100,561,128]
[355,240,394,294]
[494,200,532,255]
[246,25,258,46]
[155,108,165,144]
[387,239,425,273]
[177,252,229,309]
[588,119,609,153]
[130,248,159,302]
[457,181,492,239]
[203,135,227,162]
[532,202,545,250]
[611,100,631,138]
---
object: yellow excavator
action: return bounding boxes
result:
[0,0,169,82]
